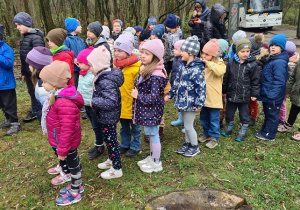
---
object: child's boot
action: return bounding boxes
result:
[221,121,234,137]
[278,121,292,133]
[171,112,184,126]
[88,144,105,160]
[235,123,248,142]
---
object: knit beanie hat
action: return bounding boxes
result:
[236,38,252,53]
[269,34,287,50]
[40,61,71,88]
[152,24,165,39]
[249,33,264,56]
[26,47,53,70]
[122,31,135,43]
[218,39,229,54]
[46,28,67,47]
[142,39,164,60]
[124,27,136,36]
[232,30,247,44]
[203,39,220,57]
[134,25,143,33]
[180,35,200,56]
[65,18,80,33]
[114,34,134,55]
[165,14,177,29]
[148,16,157,26]
[174,40,185,51]
[285,41,296,57]
[87,21,103,38]
[0,24,4,41]
[13,12,32,27]
[101,26,110,39]
[77,47,94,66]
[261,44,270,51]
[87,46,111,74]
[112,19,123,28]
[139,29,152,42]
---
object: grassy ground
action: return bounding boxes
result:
[0,80,299,209]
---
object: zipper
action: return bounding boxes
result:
[54,128,59,145]
[234,64,240,101]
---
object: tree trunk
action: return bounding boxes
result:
[39,0,56,33]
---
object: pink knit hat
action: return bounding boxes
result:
[202,39,220,57]
[87,46,111,74]
[174,40,185,51]
[114,34,134,55]
[141,39,164,60]
[77,47,94,66]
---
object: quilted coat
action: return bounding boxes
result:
[286,62,300,107]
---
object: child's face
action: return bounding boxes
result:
[87,29,97,40]
[219,13,227,23]
[270,45,282,56]
[151,34,158,40]
[237,48,250,61]
[174,48,181,57]
[114,49,129,60]
[166,27,172,32]
[201,52,213,61]
[148,25,155,30]
[181,51,193,62]
[136,31,141,37]
[15,23,30,34]
[75,25,82,34]
[42,81,55,92]
[140,49,153,66]
[77,62,89,71]
[47,39,58,49]
[88,62,96,75]
[113,22,121,34]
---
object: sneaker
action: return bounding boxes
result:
[82,113,88,120]
[278,122,292,133]
[88,145,105,160]
[137,156,151,167]
[59,183,84,195]
[119,147,129,154]
[139,159,163,173]
[176,142,191,154]
[55,191,82,206]
[100,167,123,179]
[205,138,218,149]
[255,131,275,141]
[48,164,62,175]
[97,159,112,169]
[6,123,21,136]
[125,149,139,157]
[87,146,97,154]
[198,135,210,143]
[23,111,37,122]
[0,120,11,129]
[80,108,86,113]
[249,117,256,126]
[183,145,200,157]
[291,131,300,141]
[51,172,72,185]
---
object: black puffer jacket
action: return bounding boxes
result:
[188,0,211,40]
[20,29,45,76]
[222,56,260,103]
[203,4,228,45]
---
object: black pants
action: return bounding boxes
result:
[0,89,18,122]
[165,61,173,76]
[25,74,37,113]
[225,101,250,124]
[287,103,300,126]
[73,71,80,89]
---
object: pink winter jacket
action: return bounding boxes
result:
[46,85,84,156]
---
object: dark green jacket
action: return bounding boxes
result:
[286,62,300,107]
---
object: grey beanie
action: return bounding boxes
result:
[0,24,4,40]
[87,21,103,37]
[232,30,246,44]
[180,35,200,56]
[13,12,32,27]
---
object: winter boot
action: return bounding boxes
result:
[159,127,164,142]
[171,112,184,126]
[88,145,105,160]
[278,121,293,133]
[235,123,248,142]
[221,122,234,137]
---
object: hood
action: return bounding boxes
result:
[94,35,107,45]
[195,0,208,11]
[289,52,300,63]
[26,28,44,38]
[211,4,228,24]
[57,85,84,108]
[99,68,124,87]
[185,57,205,68]
[269,50,289,63]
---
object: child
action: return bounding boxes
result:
[14,12,45,122]
[87,46,124,179]
[131,39,168,172]
[256,34,289,141]
[221,38,260,142]
[139,29,152,43]
[166,36,206,157]
[0,24,21,136]
[151,24,165,40]
[199,39,226,148]
[113,34,142,157]
[46,28,75,86]
[134,25,143,49]
[147,16,157,30]
[278,62,300,141]
[40,61,84,206]
[111,19,123,41]
[228,30,247,60]
[64,18,86,89]
[101,25,115,60]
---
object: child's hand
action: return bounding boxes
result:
[193,107,201,112]
[131,88,138,99]
[21,76,26,83]
[90,101,92,107]
[285,94,290,98]
[251,97,257,101]
[164,96,171,102]
[58,155,66,160]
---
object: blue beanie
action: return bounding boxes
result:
[134,25,143,33]
[218,39,229,54]
[269,34,287,50]
[65,18,80,33]
[0,24,4,40]
[147,16,157,26]
[165,14,177,29]
[152,24,165,39]
[13,12,32,27]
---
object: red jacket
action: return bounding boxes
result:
[46,85,84,156]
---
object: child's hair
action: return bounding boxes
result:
[49,87,57,105]
[31,68,40,86]
[141,55,160,79]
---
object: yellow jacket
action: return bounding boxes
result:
[204,59,226,109]
[120,61,141,119]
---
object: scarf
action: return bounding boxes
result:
[234,53,251,64]
[80,70,89,76]
[113,53,139,69]
[50,45,65,55]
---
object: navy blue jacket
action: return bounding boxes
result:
[0,39,16,90]
[171,56,183,87]
[92,68,124,125]
[260,51,289,105]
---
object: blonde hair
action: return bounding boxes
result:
[49,87,57,106]
[141,55,161,79]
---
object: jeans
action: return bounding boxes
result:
[120,119,141,151]
[260,102,281,140]
[85,106,104,146]
[200,107,220,140]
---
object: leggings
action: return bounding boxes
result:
[287,104,300,126]
[181,111,198,146]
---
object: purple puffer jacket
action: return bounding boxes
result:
[46,85,84,156]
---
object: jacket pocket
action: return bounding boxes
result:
[54,128,59,145]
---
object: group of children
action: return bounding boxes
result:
[0,2,299,206]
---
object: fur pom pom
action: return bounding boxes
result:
[254,33,264,43]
